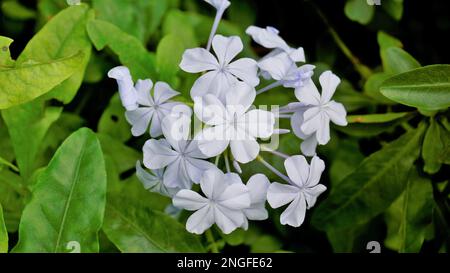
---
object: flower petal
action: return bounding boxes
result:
[300,135,318,157]
[173,189,208,211]
[243,109,275,138]
[244,204,268,221]
[107,66,138,111]
[280,193,306,227]
[214,205,245,234]
[290,110,308,139]
[149,111,163,137]
[227,58,259,86]
[225,81,256,115]
[196,126,230,157]
[300,107,321,135]
[217,183,250,210]
[163,157,191,189]
[304,184,327,209]
[224,172,244,186]
[135,79,154,106]
[186,205,215,234]
[257,52,292,81]
[294,78,320,106]
[245,26,288,50]
[315,114,331,145]
[212,35,243,66]
[190,71,237,101]
[287,47,306,62]
[194,94,227,125]
[325,101,348,126]
[306,156,325,187]
[185,157,216,184]
[267,182,300,208]
[143,139,178,169]
[180,47,219,73]
[284,155,309,187]
[153,81,179,104]
[200,168,227,200]
[125,107,154,137]
[319,71,341,103]
[230,139,260,163]
[246,174,270,204]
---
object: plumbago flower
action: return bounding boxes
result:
[143,110,216,189]
[107,0,348,238]
[108,66,187,137]
[194,82,275,163]
[172,168,270,234]
[267,155,327,227]
[180,35,259,101]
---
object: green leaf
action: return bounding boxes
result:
[13,128,107,253]
[0,169,27,232]
[382,0,404,21]
[333,80,376,112]
[0,203,8,253]
[156,34,185,85]
[17,4,93,104]
[384,169,434,252]
[250,235,282,253]
[98,93,132,142]
[381,47,420,74]
[0,52,84,110]
[380,65,450,111]
[0,156,18,172]
[102,196,205,253]
[344,0,374,25]
[2,101,62,179]
[1,0,37,20]
[422,118,448,174]
[364,72,397,104]
[312,123,426,230]
[0,36,15,67]
[347,112,411,123]
[377,31,403,51]
[87,19,157,80]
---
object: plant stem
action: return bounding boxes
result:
[256,81,283,95]
[312,3,372,80]
[263,148,290,159]
[205,229,219,253]
[256,155,291,183]
[224,149,231,173]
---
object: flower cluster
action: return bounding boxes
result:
[108,0,347,235]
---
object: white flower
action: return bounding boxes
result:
[204,0,230,10]
[107,66,138,111]
[142,112,216,189]
[258,52,315,88]
[135,161,179,197]
[241,173,270,227]
[246,26,305,62]
[194,82,275,163]
[173,168,251,234]
[267,155,327,227]
[288,103,318,156]
[180,35,259,102]
[295,71,348,145]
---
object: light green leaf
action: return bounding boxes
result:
[0,36,15,67]
[156,34,185,85]
[0,52,84,110]
[0,156,18,172]
[381,47,421,74]
[1,0,37,20]
[422,118,448,174]
[17,4,93,104]
[0,169,27,232]
[2,101,62,180]
[382,0,404,21]
[347,112,411,123]
[312,123,426,230]
[384,170,434,252]
[13,128,107,253]
[98,93,132,142]
[377,31,403,51]
[87,19,157,80]
[344,0,374,25]
[0,203,7,253]
[102,196,205,253]
[364,72,396,104]
[380,65,450,111]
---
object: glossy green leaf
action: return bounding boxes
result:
[102,196,205,253]
[156,34,185,85]
[2,101,62,179]
[364,72,396,104]
[0,52,84,109]
[97,93,132,142]
[13,128,107,253]
[422,118,448,174]
[344,0,374,25]
[0,36,14,67]
[17,4,93,104]
[312,123,426,230]
[384,170,434,252]
[0,203,7,253]
[1,0,37,20]
[381,47,420,74]
[87,19,157,80]
[377,31,403,51]
[380,65,450,111]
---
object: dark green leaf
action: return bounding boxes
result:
[380,65,450,111]
[13,128,107,253]
[422,118,448,174]
[312,123,426,230]
[97,94,132,142]
[364,72,396,104]
[0,203,8,253]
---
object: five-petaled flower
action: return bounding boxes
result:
[135,161,179,197]
[180,35,259,102]
[267,155,327,227]
[194,82,275,163]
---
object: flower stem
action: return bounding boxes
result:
[256,155,291,183]
[214,155,220,166]
[205,229,219,253]
[256,81,283,95]
[207,6,226,51]
[224,149,231,173]
[262,148,290,159]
